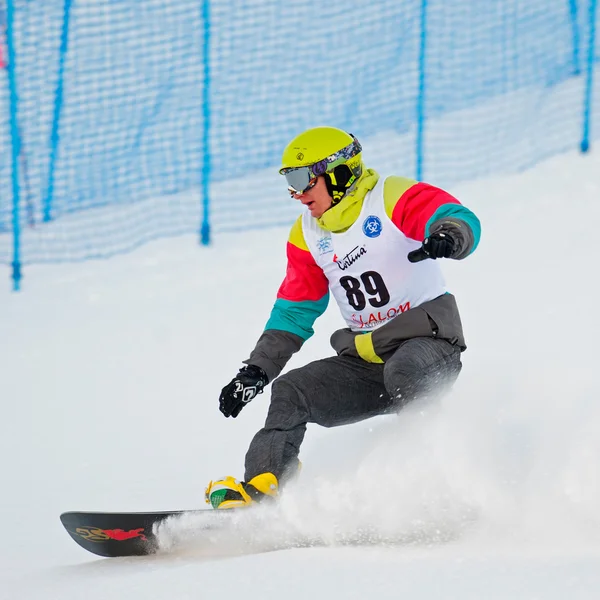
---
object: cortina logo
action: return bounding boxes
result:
[333,245,367,270]
[362,215,382,238]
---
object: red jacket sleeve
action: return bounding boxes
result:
[389,181,460,241]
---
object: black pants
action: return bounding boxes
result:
[244,337,462,482]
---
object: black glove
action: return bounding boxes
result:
[407,230,456,263]
[219,365,268,418]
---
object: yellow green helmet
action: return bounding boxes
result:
[280,126,364,203]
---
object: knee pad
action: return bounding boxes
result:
[384,349,462,407]
[383,367,421,406]
[268,374,309,416]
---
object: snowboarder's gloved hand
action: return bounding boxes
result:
[407,230,456,263]
[219,365,268,418]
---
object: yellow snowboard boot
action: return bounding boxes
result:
[205,473,278,509]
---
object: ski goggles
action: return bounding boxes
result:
[280,135,362,194]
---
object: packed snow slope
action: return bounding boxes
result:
[2,149,600,599]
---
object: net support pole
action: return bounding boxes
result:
[43,0,73,223]
[199,0,211,246]
[569,0,582,75]
[581,0,598,152]
[6,0,21,290]
[415,0,428,181]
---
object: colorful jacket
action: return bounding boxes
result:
[244,171,481,382]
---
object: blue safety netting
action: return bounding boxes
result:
[0,0,598,285]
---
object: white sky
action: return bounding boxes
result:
[2,148,600,599]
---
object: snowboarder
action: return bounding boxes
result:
[206,126,481,509]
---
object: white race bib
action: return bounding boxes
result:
[303,178,447,331]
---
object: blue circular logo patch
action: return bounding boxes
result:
[362,215,382,238]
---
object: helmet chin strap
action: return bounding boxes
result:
[324,165,356,205]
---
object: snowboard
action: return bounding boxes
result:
[60,509,231,557]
